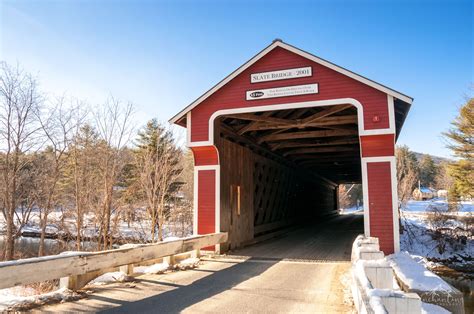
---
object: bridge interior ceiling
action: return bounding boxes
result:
[218,103,362,184]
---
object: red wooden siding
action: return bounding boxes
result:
[191,146,219,166]
[367,162,394,254]
[360,134,395,157]
[190,46,389,142]
[197,170,216,235]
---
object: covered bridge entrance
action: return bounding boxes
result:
[170,40,412,254]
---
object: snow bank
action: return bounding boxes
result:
[387,252,452,291]
[174,257,200,270]
[0,287,79,311]
[421,302,450,314]
[135,262,170,274]
[89,271,132,285]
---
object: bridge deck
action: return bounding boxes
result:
[40,214,363,313]
[233,213,363,262]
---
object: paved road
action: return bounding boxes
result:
[41,214,363,313]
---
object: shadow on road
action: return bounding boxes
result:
[98,257,280,313]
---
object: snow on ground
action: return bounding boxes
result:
[0,287,80,311]
[387,252,452,291]
[89,271,132,285]
[421,302,450,314]
[403,199,473,215]
[400,212,473,260]
[0,206,192,246]
[343,199,473,261]
[135,262,170,274]
[339,205,363,215]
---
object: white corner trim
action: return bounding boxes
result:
[361,156,399,252]
[170,40,413,124]
[387,95,395,133]
[193,167,198,235]
[390,159,400,252]
[186,111,192,145]
[361,160,370,237]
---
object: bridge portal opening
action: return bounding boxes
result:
[215,104,363,251]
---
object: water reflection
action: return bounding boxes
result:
[433,266,473,313]
[0,236,96,258]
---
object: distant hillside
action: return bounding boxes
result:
[412,152,452,165]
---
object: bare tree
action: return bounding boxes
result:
[135,120,183,242]
[65,122,101,250]
[94,98,134,249]
[0,62,42,260]
[35,97,85,256]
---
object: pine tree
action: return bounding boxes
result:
[443,98,474,200]
[134,119,183,242]
[419,155,438,188]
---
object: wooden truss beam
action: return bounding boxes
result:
[219,123,337,187]
[259,129,358,142]
[299,104,353,126]
[269,138,359,150]
[225,113,293,125]
[243,115,357,132]
[282,145,359,156]
[236,111,274,135]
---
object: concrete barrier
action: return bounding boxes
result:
[351,235,422,314]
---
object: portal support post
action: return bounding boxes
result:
[190,145,221,253]
[360,134,399,254]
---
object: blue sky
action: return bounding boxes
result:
[1,0,472,157]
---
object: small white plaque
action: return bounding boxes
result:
[251,66,312,83]
[246,84,318,101]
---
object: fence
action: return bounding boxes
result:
[0,232,228,290]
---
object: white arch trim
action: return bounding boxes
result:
[188,96,399,253]
[187,96,396,147]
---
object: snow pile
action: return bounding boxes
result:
[340,206,363,215]
[0,287,81,311]
[89,271,133,285]
[387,252,452,292]
[421,302,450,314]
[174,257,200,270]
[135,262,170,274]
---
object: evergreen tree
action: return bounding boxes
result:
[134,119,183,241]
[443,98,473,200]
[419,155,438,188]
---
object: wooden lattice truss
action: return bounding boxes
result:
[219,104,361,184]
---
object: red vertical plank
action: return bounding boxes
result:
[197,170,216,235]
[367,162,394,254]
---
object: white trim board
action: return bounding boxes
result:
[170,40,413,124]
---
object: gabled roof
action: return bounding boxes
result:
[170,40,413,124]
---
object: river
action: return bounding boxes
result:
[431,265,473,313]
[0,236,96,258]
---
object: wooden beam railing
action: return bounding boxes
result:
[0,232,228,290]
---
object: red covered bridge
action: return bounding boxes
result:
[170,40,412,255]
